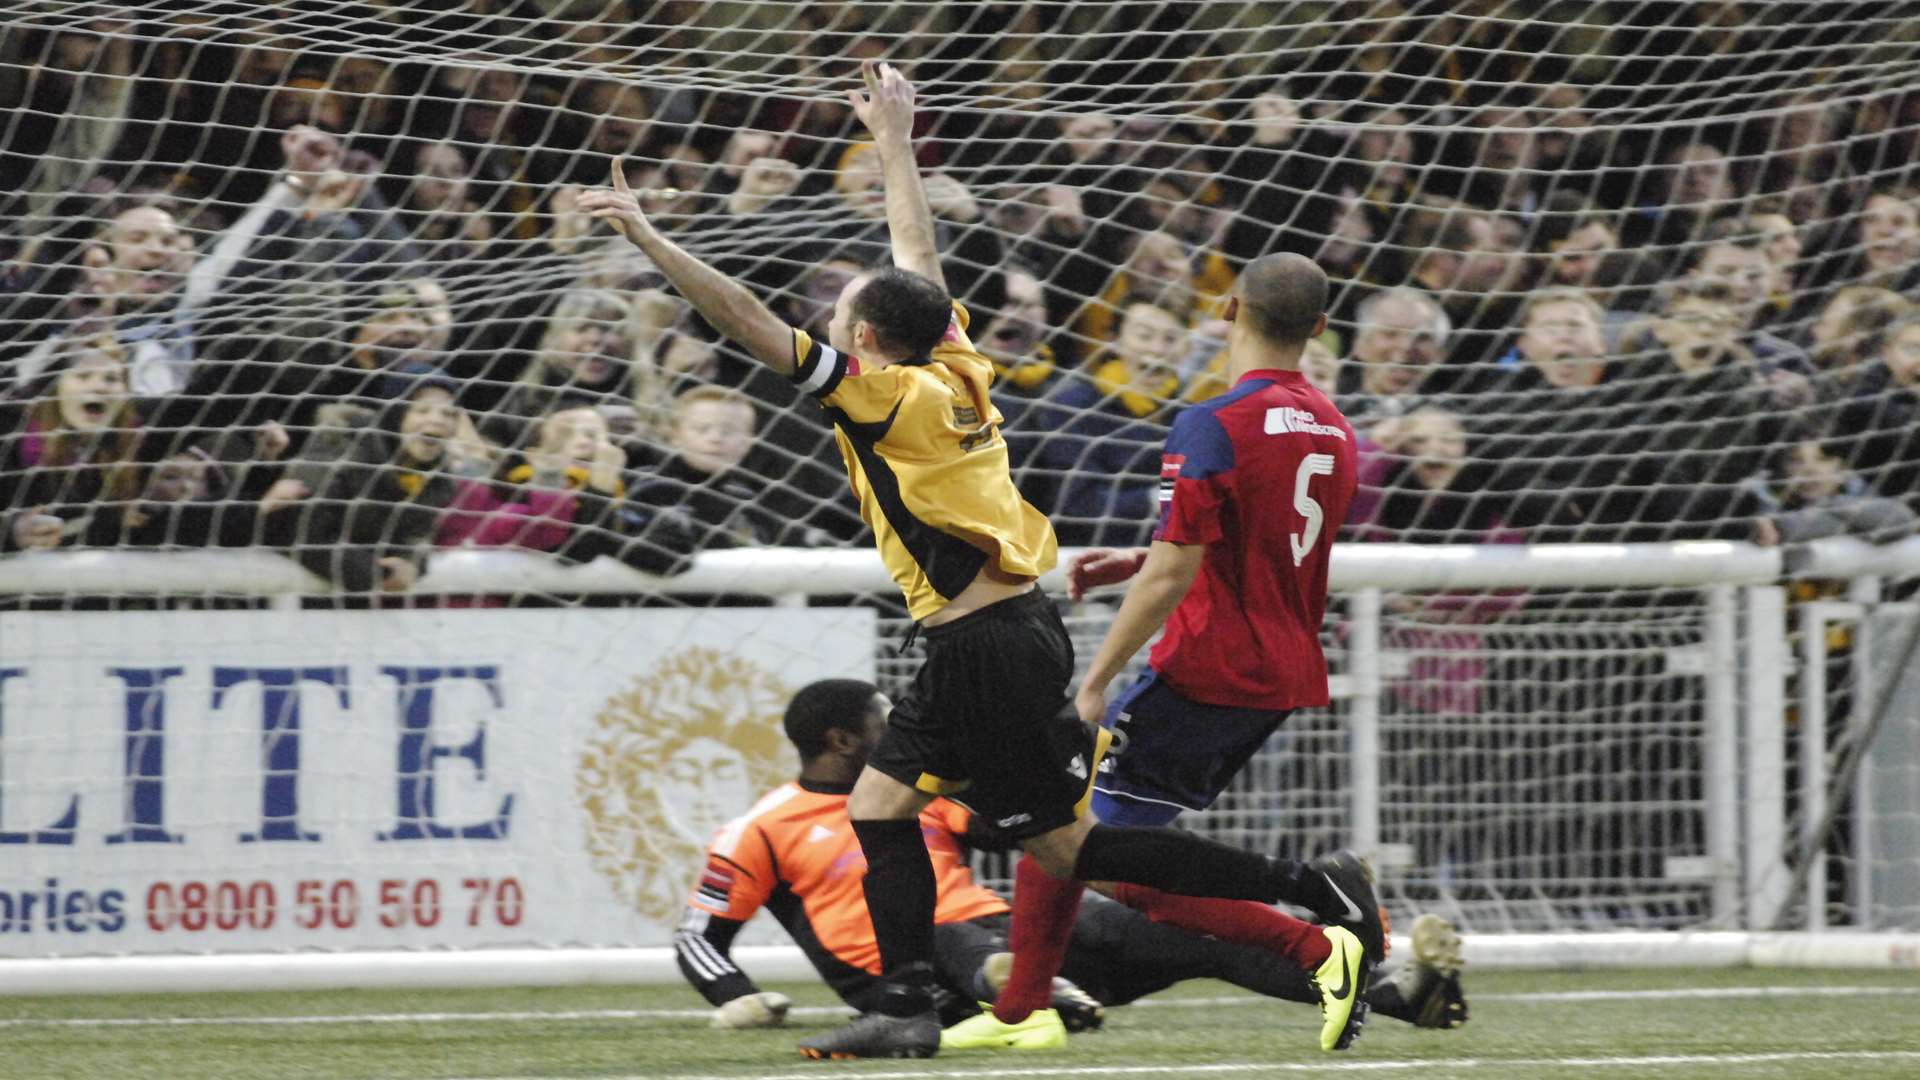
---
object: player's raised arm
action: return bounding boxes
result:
[848,60,945,290]
[576,161,797,375]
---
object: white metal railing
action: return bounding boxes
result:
[5,536,1913,600]
[10,537,1895,599]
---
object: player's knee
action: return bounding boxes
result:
[1023,817,1093,878]
[1025,843,1077,879]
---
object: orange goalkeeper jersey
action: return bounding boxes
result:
[687,779,1007,976]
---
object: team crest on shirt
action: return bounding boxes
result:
[1159,454,1185,504]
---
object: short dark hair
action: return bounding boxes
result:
[1236,253,1327,345]
[851,267,952,358]
[783,679,881,761]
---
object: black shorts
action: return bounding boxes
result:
[869,589,1108,840]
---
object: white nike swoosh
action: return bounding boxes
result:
[1325,875,1365,923]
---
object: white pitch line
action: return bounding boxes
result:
[3,984,1918,1030]
[1476,985,1920,1004]
[471,1051,1920,1080]
[0,1006,860,1030]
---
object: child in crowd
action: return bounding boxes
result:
[271,371,464,593]
[629,386,817,550]
[441,400,698,576]
[1830,319,1920,507]
[116,445,308,548]
[1747,440,1916,548]
[1805,286,1911,410]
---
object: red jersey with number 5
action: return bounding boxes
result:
[1149,368,1357,709]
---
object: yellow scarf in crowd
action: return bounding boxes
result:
[1089,357,1180,419]
[505,463,625,498]
[992,342,1057,393]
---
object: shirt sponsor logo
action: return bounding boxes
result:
[1263,407,1348,439]
[958,424,999,453]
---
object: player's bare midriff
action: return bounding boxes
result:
[921,564,1035,626]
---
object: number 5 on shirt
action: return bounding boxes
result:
[1290,452,1337,567]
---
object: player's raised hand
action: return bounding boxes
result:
[848,59,914,144]
[575,160,651,245]
[1065,547,1150,601]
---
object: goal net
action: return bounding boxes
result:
[2,1,1919,974]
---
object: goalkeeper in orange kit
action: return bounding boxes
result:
[677,680,1470,1043]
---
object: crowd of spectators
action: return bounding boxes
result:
[3,3,1919,599]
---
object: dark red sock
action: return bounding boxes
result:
[1111,883,1331,970]
[992,855,1084,1024]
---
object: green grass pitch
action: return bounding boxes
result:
[2,968,1917,1079]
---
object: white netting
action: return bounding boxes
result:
[5,2,1920,562]
[2,2,1919,959]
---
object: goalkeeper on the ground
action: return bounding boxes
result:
[676,679,1471,1045]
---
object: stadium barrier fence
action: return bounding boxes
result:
[1,539,1916,993]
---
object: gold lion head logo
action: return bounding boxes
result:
[577,647,795,923]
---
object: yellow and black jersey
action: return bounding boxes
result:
[790,304,1057,621]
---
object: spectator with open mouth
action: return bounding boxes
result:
[1333,286,1453,430]
[966,262,1061,435]
[10,201,200,399]
[1851,185,1920,295]
[1,335,144,552]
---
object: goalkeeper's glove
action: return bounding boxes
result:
[710,991,793,1029]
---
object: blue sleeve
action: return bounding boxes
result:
[1164,407,1236,479]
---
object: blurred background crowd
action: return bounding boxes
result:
[3,1,1919,598]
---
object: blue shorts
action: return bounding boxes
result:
[1090,669,1291,827]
